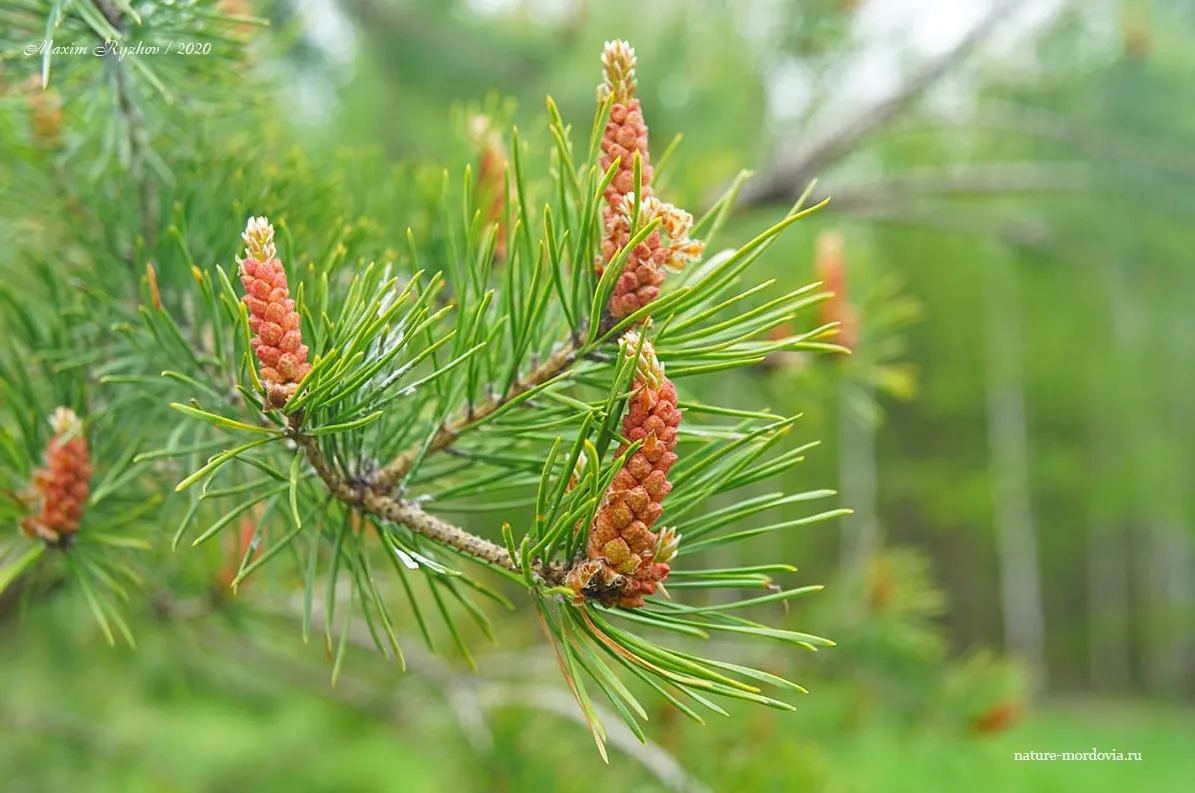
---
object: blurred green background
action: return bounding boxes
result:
[2,0,1194,790]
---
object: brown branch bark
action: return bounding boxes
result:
[288,416,567,585]
[371,339,579,493]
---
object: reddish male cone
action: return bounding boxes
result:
[217,0,256,41]
[596,41,703,322]
[239,216,312,409]
[815,230,858,351]
[20,408,91,546]
[600,193,703,320]
[598,40,652,210]
[470,114,509,261]
[971,700,1021,735]
[567,332,682,607]
[218,513,262,590]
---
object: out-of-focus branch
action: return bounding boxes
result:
[964,104,1195,180]
[371,340,578,493]
[734,0,1033,210]
[847,203,1051,249]
[247,597,710,793]
[0,546,65,629]
[93,0,159,251]
[337,0,546,85]
[818,162,1091,213]
[478,685,712,793]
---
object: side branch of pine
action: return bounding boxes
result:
[288,417,567,586]
[371,339,580,493]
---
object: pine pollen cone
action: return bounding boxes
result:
[239,216,312,409]
[595,41,703,322]
[219,513,262,589]
[20,408,92,546]
[600,105,652,209]
[600,194,704,320]
[815,230,857,351]
[471,115,508,261]
[567,333,682,608]
[598,41,653,226]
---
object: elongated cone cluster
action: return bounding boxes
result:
[601,193,703,319]
[471,114,508,261]
[566,333,682,607]
[20,408,91,546]
[598,40,652,210]
[596,40,703,321]
[815,230,858,351]
[239,216,312,409]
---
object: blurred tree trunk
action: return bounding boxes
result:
[1087,529,1131,690]
[1104,255,1191,695]
[1164,295,1195,694]
[983,255,1046,694]
[1086,386,1132,690]
[1146,282,1195,693]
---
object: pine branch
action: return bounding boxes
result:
[111,45,160,251]
[288,413,567,584]
[100,37,841,747]
[371,337,581,493]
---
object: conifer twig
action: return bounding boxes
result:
[371,338,580,493]
[250,596,711,793]
[288,415,567,584]
[93,0,160,250]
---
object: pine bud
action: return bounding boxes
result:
[1122,12,1151,60]
[470,114,508,261]
[815,230,858,351]
[145,262,162,311]
[238,216,312,409]
[566,453,587,492]
[20,408,91,546]
[567,333,681,607]
[594,42,703,322]
[598,40,637,106]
